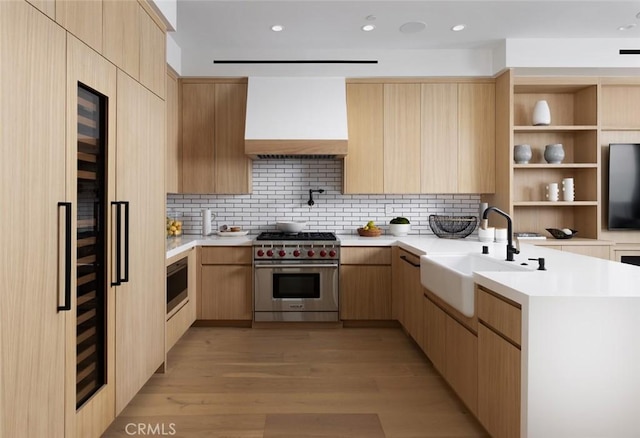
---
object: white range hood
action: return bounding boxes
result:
[244,77,348,159]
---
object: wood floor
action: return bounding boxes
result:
[103,327,488,437]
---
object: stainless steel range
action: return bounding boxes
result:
[253,232,340,322]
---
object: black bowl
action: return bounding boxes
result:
[546,228,578,239]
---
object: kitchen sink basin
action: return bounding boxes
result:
[420,253,531,317]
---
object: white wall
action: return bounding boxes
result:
[181,48,496,77]
[505,38,640,70]
[166,33,182,75]
[167,159,481,236]
[150,0,177,31]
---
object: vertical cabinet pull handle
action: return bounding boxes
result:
[122,201,130,283]
[58,202,72,312]
[111,201,122,286]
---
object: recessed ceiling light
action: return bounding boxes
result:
[271,24,284,32]
[618,24,636,31]
[361,24,376,32]
[451,24,466,32]
[399,21,427,34]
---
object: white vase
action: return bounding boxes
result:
[532,100,551,126]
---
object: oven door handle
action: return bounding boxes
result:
[254,263,339,269]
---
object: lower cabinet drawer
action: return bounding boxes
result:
[477,287,521,346]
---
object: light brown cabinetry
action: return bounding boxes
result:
[166,249,197,353]
[421,83,458,193]
[56,0,103,53]
[181,80,252,194]
[199,247,253,320]
[139,6,166,99]
[458,83,496,193]
[1,3,66,436]
[340,247,392,320]
[477,287,522,438]
[102,0,140,79]
[344,83,384,194]
[422,295,446,372]
[422,293,478,414]
[530,240,613,260]
[166,69,180,193]
[115,70,166,415]
[384,84,422,193]
[344,79,496,195]
[420,82,495,193]
[65,34,118,438]
[444,313,478,414]
[397,249,424,346]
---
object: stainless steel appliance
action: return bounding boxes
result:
[253,232,340,322]
[166,257,188,314]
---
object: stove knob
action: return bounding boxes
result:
[329,250,336,257]
[279,250,286,257]
[293,250,301,257]
[257,249,264,257]
[266,249,274,257]
[307,250,315,257]
[320,250,327,257]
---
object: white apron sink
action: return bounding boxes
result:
[420,253,531,317]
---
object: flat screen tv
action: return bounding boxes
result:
[608,143,640,230]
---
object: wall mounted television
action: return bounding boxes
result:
[608,143,640,230]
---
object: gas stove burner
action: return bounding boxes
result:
[256,231,337,241]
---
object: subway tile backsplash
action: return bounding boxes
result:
[167,159,481,236]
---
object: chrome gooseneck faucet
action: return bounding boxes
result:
[481,206,520,261]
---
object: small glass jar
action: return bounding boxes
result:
[166,212,183,238]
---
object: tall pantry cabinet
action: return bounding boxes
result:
[1,1,167,437]
[1,3,67,437]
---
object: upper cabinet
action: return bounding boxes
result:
[102,1,166,98]
[458,83,495,193]
[56,0,103,53]
[344,79,496,195]
[344,83,384,194]
[166,69,180,193]
[181,79,252,194]
[384,84,422,193]
[139,6,166,99]
[103,0,140,80]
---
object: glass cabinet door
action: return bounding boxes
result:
[76,84,107,408]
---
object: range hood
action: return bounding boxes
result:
[244,77,348,159]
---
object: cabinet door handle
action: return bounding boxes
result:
[400,255,420,268]
[111,201,122,286]
[57,202,72,312]
[121,201,130,283]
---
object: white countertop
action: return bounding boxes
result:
[166,234,254,258]
[167,233,640,299]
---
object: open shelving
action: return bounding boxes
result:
[503,76,601,240]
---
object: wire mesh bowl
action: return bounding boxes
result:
[429,215,478,239]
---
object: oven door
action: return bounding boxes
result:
[254,262,338,312]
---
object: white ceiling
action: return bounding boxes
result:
[170,0,640,76]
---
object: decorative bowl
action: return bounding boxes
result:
[546,228,578,239]
[357,227,382,237]
[429,215,477,239]
[276,221,307,233]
